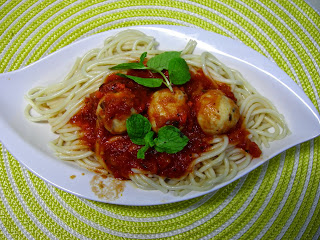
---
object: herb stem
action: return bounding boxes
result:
[158,71,173,92]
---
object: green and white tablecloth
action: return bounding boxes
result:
[1,0,319,239]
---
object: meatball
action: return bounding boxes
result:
[148,87,189,132]
[96,90,138,134]
[197,89,240,135]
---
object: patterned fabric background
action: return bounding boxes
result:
[0,0,319,239]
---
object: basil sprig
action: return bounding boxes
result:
[126,114,189,159]
[110,51,191,91]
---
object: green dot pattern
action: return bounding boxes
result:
[0,0,319,239]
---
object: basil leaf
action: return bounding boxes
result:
[137,131,154,159]
[144,131,155,147]
[147,51,181,71]
[110,62,146,70]
[110,52,148,70]
[137,145,149,159]
[168,57,191,85]
[117,73,163,88]
[126,114,151,145]
[154,126,189,154]
[140,52,147,64]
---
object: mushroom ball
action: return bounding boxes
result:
[197,89,240,135]
[147,87,189,132]
[96,90,138,134]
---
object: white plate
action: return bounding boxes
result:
[1,25,320,205]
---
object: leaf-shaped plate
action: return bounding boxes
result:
[0,25,319,205]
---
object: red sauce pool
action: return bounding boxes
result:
[70,70,261,179]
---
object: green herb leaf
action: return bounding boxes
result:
[144,131,155,147]
[127,114,189,158]
[168,57,191,85]
[154,126,189,154]
[126,114,151,145]
[110,51,191,92]
[117,73,163,88]
[110,52,148,70]
[110,62,146,70]
[137,131,155,159]
[147,51,181,71]
[137,145,149,159]
[139,52,147,64]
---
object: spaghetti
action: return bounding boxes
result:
[25,30,289,195]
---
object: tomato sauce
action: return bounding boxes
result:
[184,70,237,102]
[69,96,98,149]
[227,119,262,158]
[70,69,261,180]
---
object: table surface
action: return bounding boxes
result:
[0,1,319,239]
